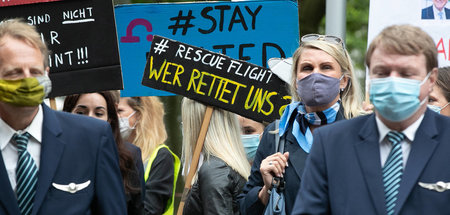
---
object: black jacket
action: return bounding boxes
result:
[183,156,246,215]
[144,147,175,215]
[125,142,145,215]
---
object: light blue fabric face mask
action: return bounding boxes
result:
[242,134,261,161]
[369,72,431,122]
[428,103,450,113]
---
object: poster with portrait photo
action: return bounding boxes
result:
[421,0,450,20]
[368,0,450,68]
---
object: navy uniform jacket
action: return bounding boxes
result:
[0,104,127,215]
[293,109,450,215]
[239,108,345,215]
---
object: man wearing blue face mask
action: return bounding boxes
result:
[0,19,126,214]
[293,25,450,215]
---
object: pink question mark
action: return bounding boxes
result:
[121,18,153,43]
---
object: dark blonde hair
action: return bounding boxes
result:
[127,96,168,162]
[0,18,49,67]
[365,25,438,72]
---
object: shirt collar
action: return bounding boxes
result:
[375,113,425,143]
[433,5,446,18]
[0,105,43,150]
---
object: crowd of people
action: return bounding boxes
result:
[1,17,450,215]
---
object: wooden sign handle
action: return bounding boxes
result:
[49,98,57,110]
[177,106,214,215]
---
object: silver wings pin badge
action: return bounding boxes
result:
[52,180,91,193]
[418,181,450,192]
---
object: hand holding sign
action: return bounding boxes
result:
[142,35,291,123]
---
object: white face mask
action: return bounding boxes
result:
[119,111,136,140]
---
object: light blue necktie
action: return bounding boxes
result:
[438,11,444,20]
[382,131,405,215]
[14,132,38,215]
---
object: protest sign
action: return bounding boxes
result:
[115,0,299,97]
[142,35,291,123]
[0,0,61,7]
[0,0,122,97]
[368,0,450,67]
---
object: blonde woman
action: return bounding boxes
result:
[181,98,250,215]
[118,96,180,215]
[238,34,364,215]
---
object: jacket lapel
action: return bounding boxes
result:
[0,153,21,214]
[286,103,345,180]
[32,104,65,215]
[353,114,386,215]
[285,130,307,179]
[395,110,439,214]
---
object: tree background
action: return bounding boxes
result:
[113,0,370,212]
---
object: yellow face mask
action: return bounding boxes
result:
[0,76,52,107]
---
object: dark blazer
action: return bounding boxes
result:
[293,109,450,215]
[238,108,345,215]
[0,104,127,215]
[422,5,450,19]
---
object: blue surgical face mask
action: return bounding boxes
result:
[241,134,261,161]
[428,102,450,113]
[369,72,431,122]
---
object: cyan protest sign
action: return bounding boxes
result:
[115,0,299,97]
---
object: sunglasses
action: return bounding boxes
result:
[301,34,345,50]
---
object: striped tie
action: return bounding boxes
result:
[382,131,405,215]
[14,132,38,215]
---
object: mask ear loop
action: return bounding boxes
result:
[441,102,450,111]
[128,111,138,129]
[417,72,433,106]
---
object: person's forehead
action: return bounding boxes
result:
[299,48,337,63]
[0,36,43,59]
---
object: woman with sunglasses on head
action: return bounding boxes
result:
[238,34,364,215]
[63,91,144,215]
[118,96,180,215]
[428,66,450,116]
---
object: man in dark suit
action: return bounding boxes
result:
[422,0,450,19]
[293,25,450,215]
[0,19,126,214]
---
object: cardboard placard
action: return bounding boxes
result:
[0,0,122,97]
[142,35,291,123]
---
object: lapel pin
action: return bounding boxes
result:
[52,180,91,193]
[418,181,450,192]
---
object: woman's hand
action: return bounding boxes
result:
[258,152,289,205]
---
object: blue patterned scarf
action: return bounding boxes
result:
[278,101,340,153]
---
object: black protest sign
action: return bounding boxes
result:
[142,35,291,123]
[0,0,122,97]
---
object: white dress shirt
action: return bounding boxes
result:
[376,114,424,168]
[0,105,43,191]
[433,5,447,20]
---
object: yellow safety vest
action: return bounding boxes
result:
[145,144,180,215]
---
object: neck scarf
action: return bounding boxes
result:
[278,101,340,153]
